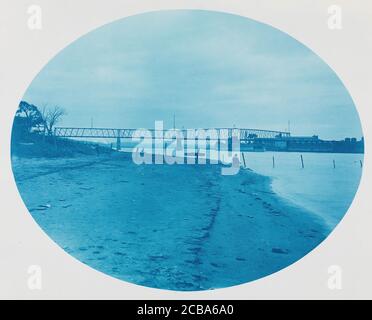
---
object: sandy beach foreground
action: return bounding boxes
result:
[13,153,327,290]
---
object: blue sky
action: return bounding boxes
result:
[23,10,363,140]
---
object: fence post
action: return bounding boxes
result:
[241,152,246,168]
[300,154,304,168]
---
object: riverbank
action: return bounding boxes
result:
[11,133,114,158]
[12,153,327,290]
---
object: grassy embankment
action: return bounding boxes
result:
[11,132,114,158]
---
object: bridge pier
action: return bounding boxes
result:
[206,137,210,164]
[228,137,232,152]
[116,129,121,151]
[195,137,199,163]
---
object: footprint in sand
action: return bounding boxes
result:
[210,262,222,268]
[272,248,289,254]
[236,257,246,261]
[80,186,94,191]
[114,252,126,256]
[97,256,107,261]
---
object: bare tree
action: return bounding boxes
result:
[43,105,66,135]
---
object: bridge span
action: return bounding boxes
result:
[54,127,290,151]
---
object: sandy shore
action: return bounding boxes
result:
[12,153,327,290]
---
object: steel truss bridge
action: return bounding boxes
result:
[54,127,290,150]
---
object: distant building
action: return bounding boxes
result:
[240,135,364,153]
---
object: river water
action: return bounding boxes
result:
[241,152,363,229]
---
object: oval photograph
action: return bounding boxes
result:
[11,10,364,291]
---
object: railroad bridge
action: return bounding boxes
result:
[54,127,290,151]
